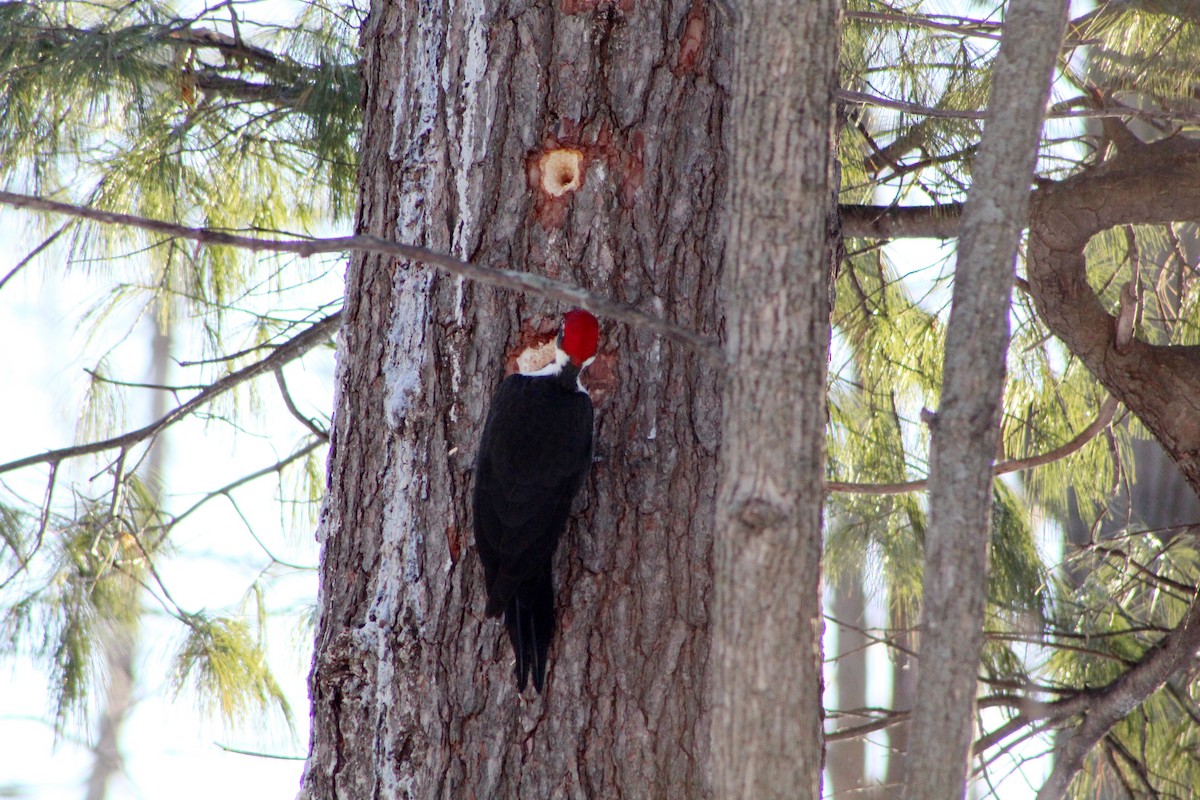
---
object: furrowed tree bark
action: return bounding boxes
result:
[711,1,839,797]
[901,2,1068,800]
[301,0,730,796]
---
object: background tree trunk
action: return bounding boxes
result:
[301,0,731,796]
[710,0,840,796]
[828,577,870,798]
[86,315,170,800]
[902,2,1067,799]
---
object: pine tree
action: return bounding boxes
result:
[4,1,1200,798]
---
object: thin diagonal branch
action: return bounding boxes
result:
[0,191,721,361]
[826,710,912,743]
[0,461,58,590]
[0,221,72,291]
[166,439,325,532]
[274,368,329,441]
[0,313,340,476]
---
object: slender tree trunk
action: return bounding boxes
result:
[902,2,1067,799]
[711,1,840,796]
[86,316,169,800]
[829,576,869,797]
[301,0,731,796]
[85,625,135,800]
[885,602,915,798]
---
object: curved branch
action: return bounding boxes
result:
[1026,134,1200,495]
[827,395,1118,495]
[274,367,329,441]
[0,313,340,476]
[972,132,1200,800]
[0,191,722,361]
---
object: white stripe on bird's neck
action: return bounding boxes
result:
[524,347,592,393]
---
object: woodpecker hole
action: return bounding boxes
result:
[539,149,585,197]
[515,340,556,374]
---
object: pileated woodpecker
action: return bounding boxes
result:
[473,309,600,693]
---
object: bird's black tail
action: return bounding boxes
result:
[504,571,555,693]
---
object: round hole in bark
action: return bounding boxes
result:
[539,149,584,197]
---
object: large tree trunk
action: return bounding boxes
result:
[301,0,730,796]
[710,1,840,796]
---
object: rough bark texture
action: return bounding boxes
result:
[301,0,730,797]
[902,2,1068,800]
[710,1,839,797]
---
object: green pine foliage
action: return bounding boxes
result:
[0,0,359,350]
[1,477,160,732]
[833,3,1200,797]
[173,613,293,728]
[1045,533,1200,797]
[1,0,352,740]
[3,0,1200,794]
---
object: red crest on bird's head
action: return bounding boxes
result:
[559,309,600,365]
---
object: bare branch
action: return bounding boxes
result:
[841,202,964,240]
[0,461,58,590]
[221,491,315,571]
[826,710,912,743]
[213,742,305,761]
[0,191,721,361]
[0,313,341,476]
[0,222,72,291]
[824,613,918,659]
[167,439,325,532]
[82,368,203,394]
[845,10,1003,40]
[274,368,329,441]
[164,26,281,67]
[839,89,1200,125]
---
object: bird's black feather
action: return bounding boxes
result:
[473,365,593,693]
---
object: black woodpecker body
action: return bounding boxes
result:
[473,309,600,693]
